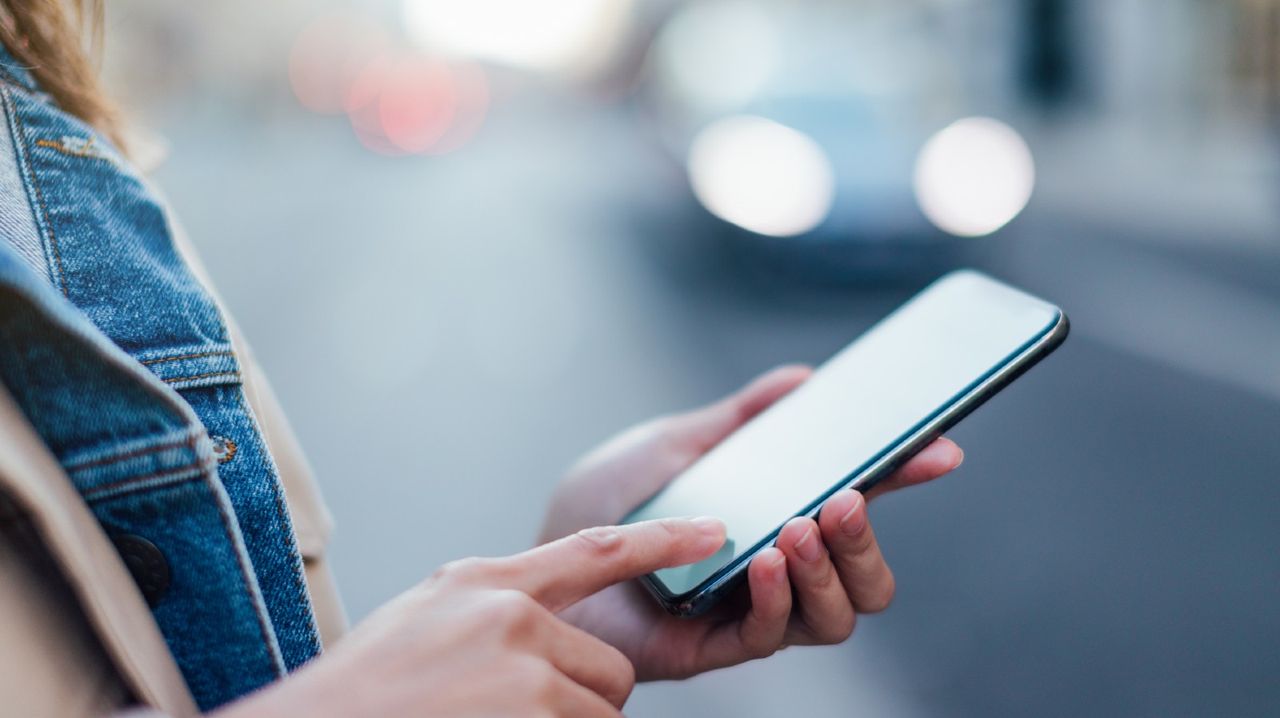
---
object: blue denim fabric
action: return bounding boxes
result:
[0,47,319,709]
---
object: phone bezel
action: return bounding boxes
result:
[637,306,1071,617]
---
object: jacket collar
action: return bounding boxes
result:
[0,41,38,94]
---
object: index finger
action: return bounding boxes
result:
[504,517,726,612]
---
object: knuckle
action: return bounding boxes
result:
[809,561,839,592]
[845,523,876,553]
[861,573,896,614]
[655,517,687,540]
[510,657,557,704]
[742,632,780,660]
[619,661,637,695]
[665,652,701,681]
[485,589,540,630]
[842,613,860,641]
[527,663,561,704]
[655,418,696,465]
[823,612,857,643]
[654,415,683,444]
[431,557,489,586]
[748,641,779,660]
[572,525,625,558]
[606,644,637,695]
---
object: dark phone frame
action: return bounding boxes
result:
[637,309,1071,617]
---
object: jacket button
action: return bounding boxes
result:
[210,435,237,464]
[111,534,171,606]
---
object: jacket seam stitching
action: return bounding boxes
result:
[34,136,112,163]
[81,461,205,501]
[140,349,236,366]
[161,369,241,385]
[234,388,322,657]
[3,87,68,296]
[76,432,205,497]
[0,86,55,288]
[64,437,195,472]
[206,461,288,677]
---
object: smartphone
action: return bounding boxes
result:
[623,269,1069,617]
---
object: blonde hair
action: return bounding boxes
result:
[0,0,122,148]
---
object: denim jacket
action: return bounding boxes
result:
[0,47,331,711]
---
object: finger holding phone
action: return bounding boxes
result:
[542,271,1064,680]
[540,365,964,680]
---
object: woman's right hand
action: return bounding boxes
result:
[216,517,726,718]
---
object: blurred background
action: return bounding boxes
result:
[102,1,1279,715]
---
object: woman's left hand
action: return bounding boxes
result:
[539,365,965,681]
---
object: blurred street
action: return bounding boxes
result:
[102,0,1280,715]
[155,89,1280,716]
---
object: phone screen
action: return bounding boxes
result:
[624,271,1062,596]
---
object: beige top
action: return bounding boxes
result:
[0,222,346,716]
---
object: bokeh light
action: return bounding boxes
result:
[403,0,632,76]
[424,63,490,155]
[289,13,390,115]
[290,10,490,157]
[379,58,456,154]
[346,54,451,155]
[344,54,489,156]
[687,116,835,237]
[913,117,1035,237]
[649,0,780,116]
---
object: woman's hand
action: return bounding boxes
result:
[217,518,727,718]
[540,365,965,681]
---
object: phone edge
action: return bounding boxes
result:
[641,308,1072,618]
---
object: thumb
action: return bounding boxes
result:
[499,518,726,612]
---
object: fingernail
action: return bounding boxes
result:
[794,526,821,562]
[839,497,867,537]
[691,516,725,536]
[768,550,787,581]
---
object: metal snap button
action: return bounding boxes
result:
[210,435,238,464]
[111,534,171,606]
